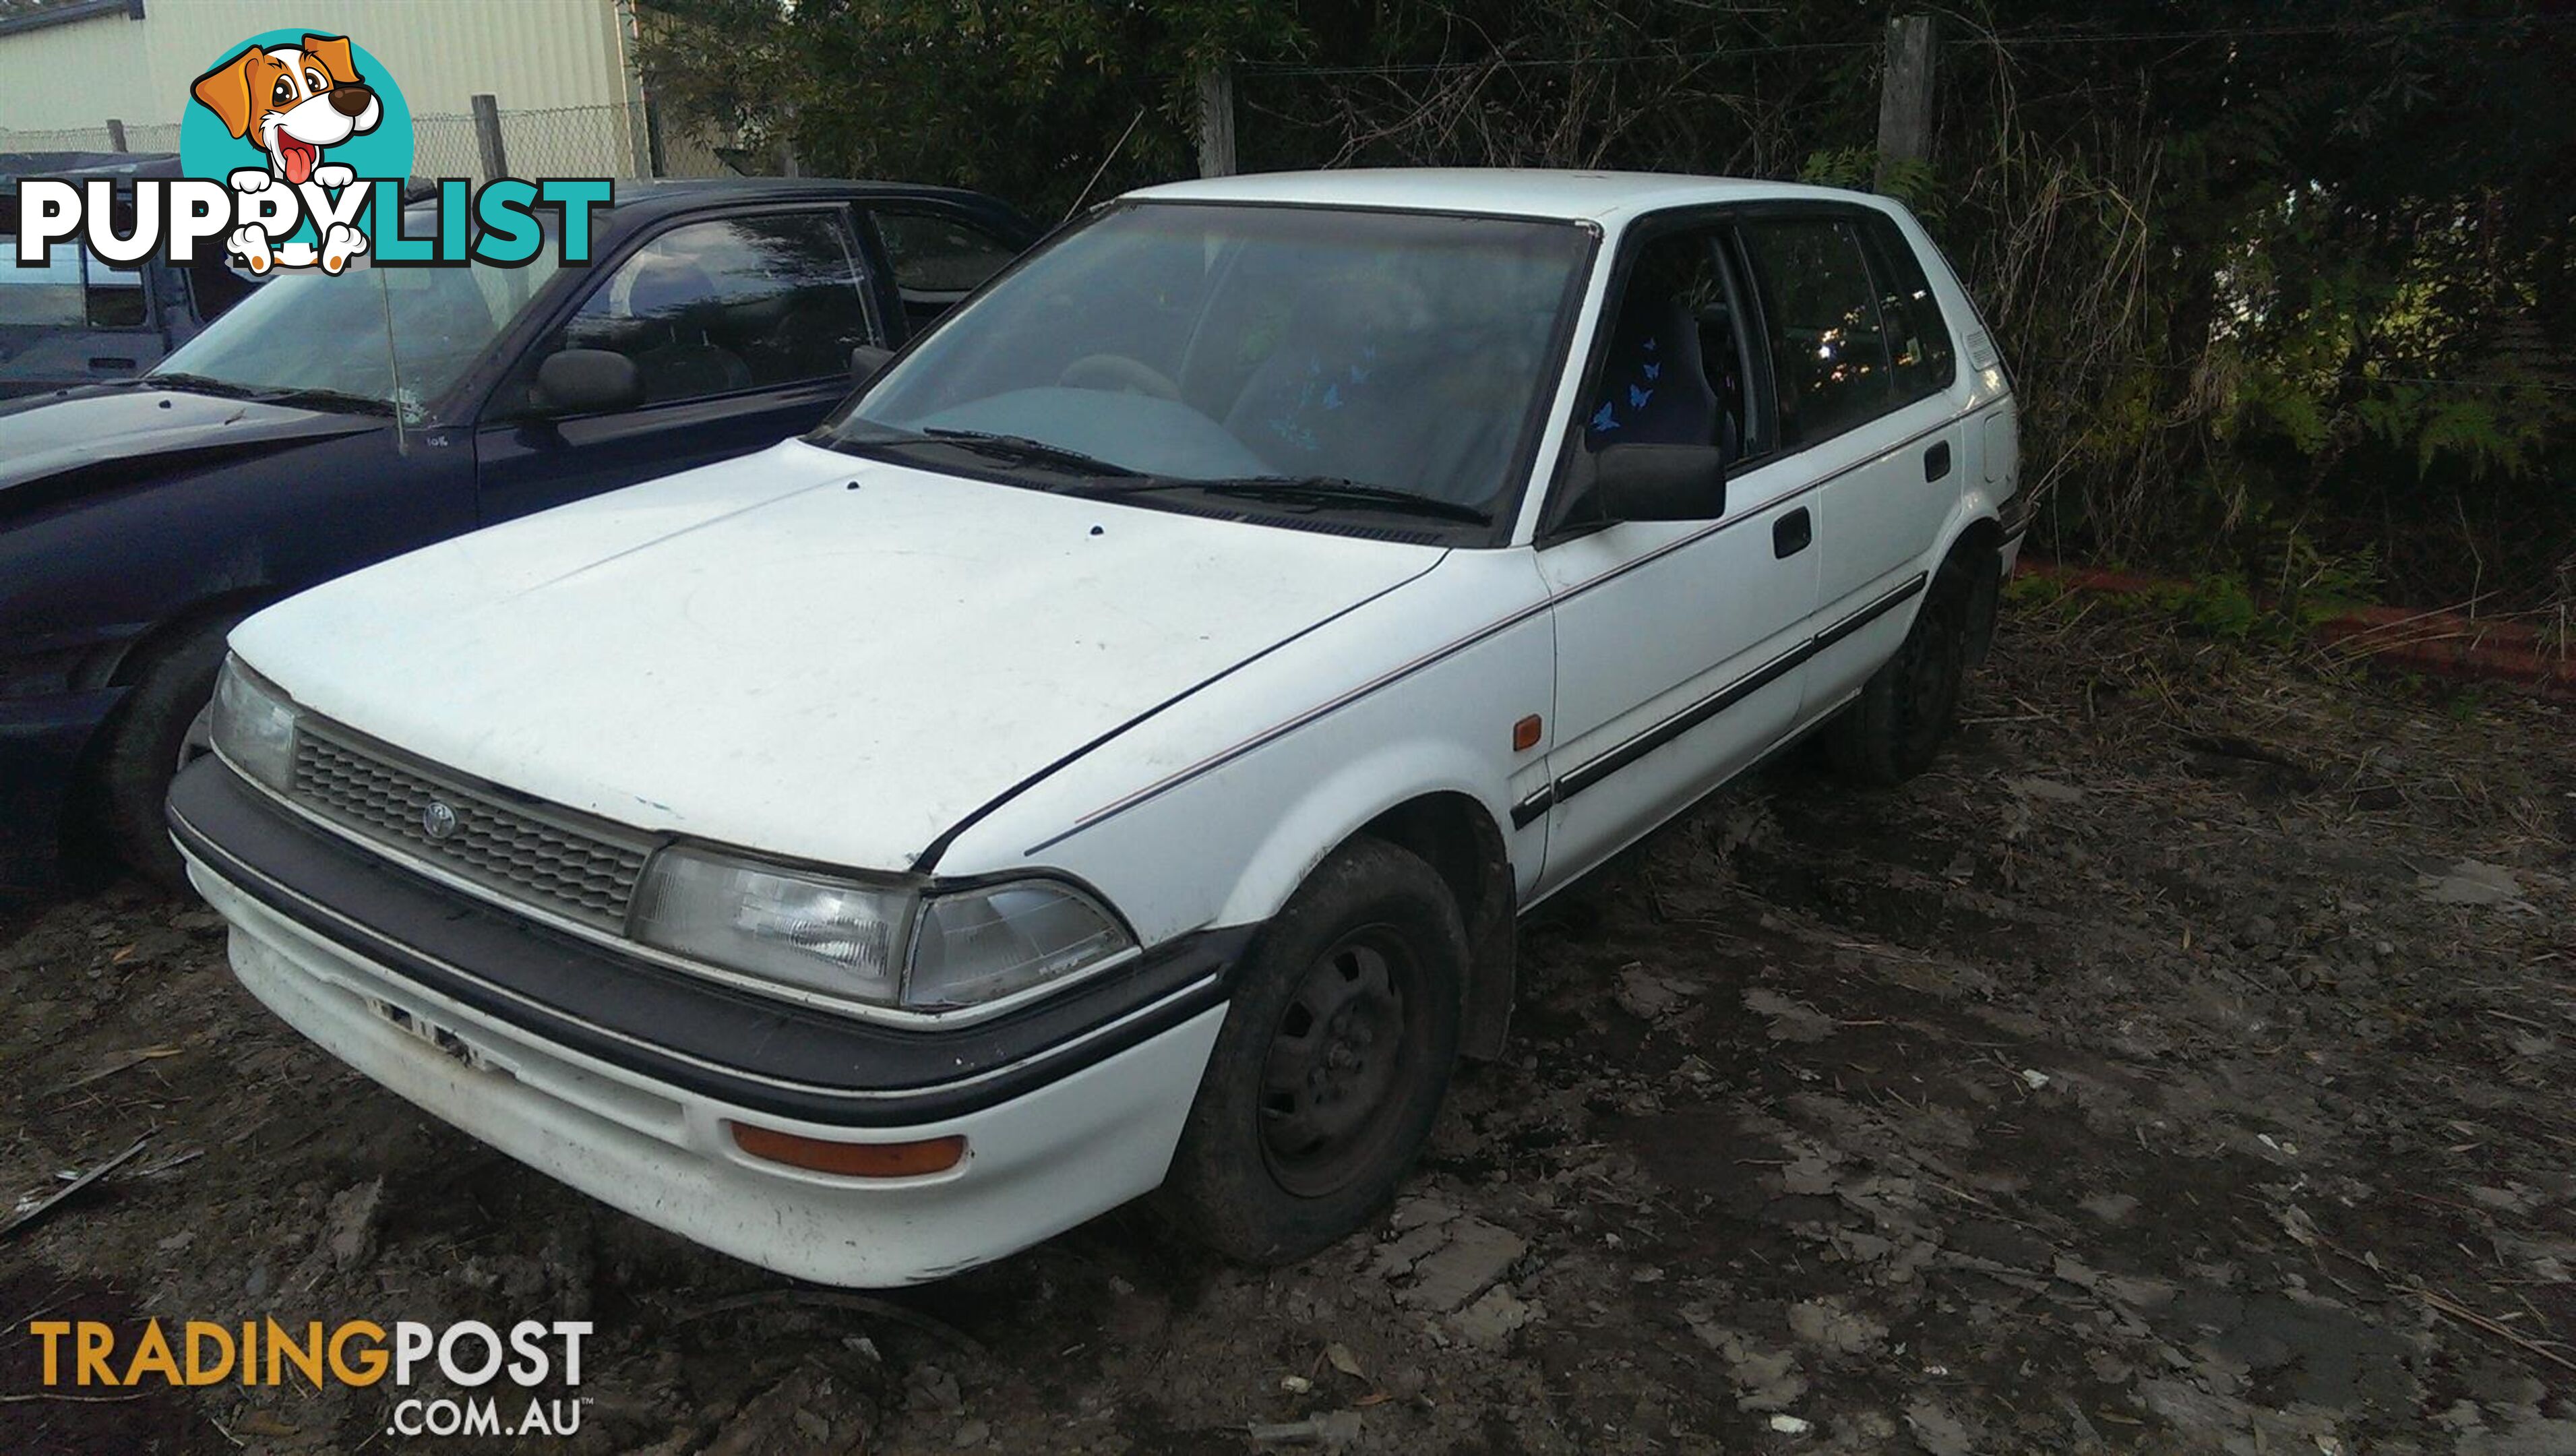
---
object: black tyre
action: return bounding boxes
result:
[1159,837,1467,1264]
[1827,558,1974,785]
[96,619,237,894]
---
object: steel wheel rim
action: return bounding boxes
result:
[1257,923,1428,1199]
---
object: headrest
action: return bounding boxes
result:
[625,256,719,321]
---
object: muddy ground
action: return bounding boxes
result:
[3,596,2572,1455]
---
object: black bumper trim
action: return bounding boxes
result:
[168,758,1250,1127]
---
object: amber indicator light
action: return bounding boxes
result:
[728,1124,967,1178]
[1512,715,1543,752]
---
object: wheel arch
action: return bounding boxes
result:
[1936,513,2005,667]
[61,588,276,872]
[1351,791,1518,1062]
[1211,751,1522,1064]
[97,587,276,689]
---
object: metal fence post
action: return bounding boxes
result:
[642,96,667,178]
[470,93,508,182]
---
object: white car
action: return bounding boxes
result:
[172,170,2021,1286]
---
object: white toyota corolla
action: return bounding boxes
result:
[171,170,2021,1285]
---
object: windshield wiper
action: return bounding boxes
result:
[1111,476,1492,525]
[139,373,391,414]
[142,371,256,398]
[914,427,1144,478]
[235,385,392,415]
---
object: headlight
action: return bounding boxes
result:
[211,655,298,791]
[630,846,911,1004]
[628,845,1134,1012]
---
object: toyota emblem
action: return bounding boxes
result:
[421,799,459,841]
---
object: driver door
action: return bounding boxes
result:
[1533,221,1820,895]
[473,206,885,524]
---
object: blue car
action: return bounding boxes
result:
[0,176,1035,891]
[1,153,267,398]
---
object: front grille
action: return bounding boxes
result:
[289,729,654,930]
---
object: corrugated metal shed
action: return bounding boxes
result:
[0,0,646,170]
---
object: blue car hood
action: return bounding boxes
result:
[0,384,385,502]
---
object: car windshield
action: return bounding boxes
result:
[828,201,1591,518]
[152,244,564,421]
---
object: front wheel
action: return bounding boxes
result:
[1158,837,1466,1265]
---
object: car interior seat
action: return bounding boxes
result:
[1585,289,1719,451]
[1221,270,1442,484]
[624,256,752,403]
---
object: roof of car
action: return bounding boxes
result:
[601,175,1026,220]
[1126,168,1883,224]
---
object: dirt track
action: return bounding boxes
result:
[4,599,2572,1455]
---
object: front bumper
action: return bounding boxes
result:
[168,758,1242,1285]
[0,686,125,892]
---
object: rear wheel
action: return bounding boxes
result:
[1827,559,1974,785]
[95,619,238,894]
[1159,837,1465,1264]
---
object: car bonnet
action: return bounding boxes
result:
[228,437,1447,872]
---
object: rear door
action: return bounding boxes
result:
[472,204,887,524]
[1733,208,1961,712]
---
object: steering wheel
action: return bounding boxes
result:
[1057,353,1182,400]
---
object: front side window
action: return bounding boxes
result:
[0,243,145,329]
[872,210,1020,295]
[0,193,147,330]
[1738,218,1895,448]
[546,210,875,406]
[832,202,1591,522]
[1579,228,1760,464]
[0,234,86,328]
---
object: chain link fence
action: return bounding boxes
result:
[1,101,742,181]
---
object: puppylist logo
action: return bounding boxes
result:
[11,28,611,278]
[26,1317,593,1438]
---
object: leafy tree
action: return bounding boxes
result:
[636,0,2576,609]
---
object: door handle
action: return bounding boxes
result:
[1924,440,1953,482]
[1773,507,1812,559]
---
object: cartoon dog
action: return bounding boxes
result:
[190,34,381,272]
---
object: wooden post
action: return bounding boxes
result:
[105,118,128,152]
[1875,14,1936,189]
[470,93,509,183]
[1196,63,1237,177]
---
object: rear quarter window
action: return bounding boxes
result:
[873,211,1020,295]
[1859,214,1956,402]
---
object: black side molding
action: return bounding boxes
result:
[1548,571,1927,810]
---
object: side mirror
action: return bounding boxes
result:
[534,348,644,415]
[1583,443,1727,523]
[849,344,894,384]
